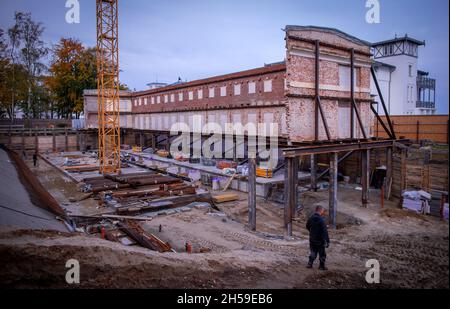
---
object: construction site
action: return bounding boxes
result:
[0,0,449,290]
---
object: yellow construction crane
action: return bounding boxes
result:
[96,0,121,174]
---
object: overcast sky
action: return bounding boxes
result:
[0,0,448,113]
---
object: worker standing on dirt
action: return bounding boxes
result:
[32,152,38,167]
[306,205,330,271]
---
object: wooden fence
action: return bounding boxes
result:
[373,115,449,144]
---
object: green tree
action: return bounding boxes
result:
[0,12,49,119]
[0,28,28,120]
[15,12,48,118]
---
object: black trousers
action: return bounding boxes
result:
[309,243,326,265]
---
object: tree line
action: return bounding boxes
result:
[0,12,128,121]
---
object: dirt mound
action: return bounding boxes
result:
[0,228,76,240]
[346,233,449,289]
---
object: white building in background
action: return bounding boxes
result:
[371,35,436,116]
[83,89,133,129]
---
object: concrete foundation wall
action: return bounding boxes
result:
[1,130,83,153]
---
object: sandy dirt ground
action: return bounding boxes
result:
[0,158,448,289]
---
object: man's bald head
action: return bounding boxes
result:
[315,205,325,216]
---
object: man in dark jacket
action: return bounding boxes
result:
[306,205,330,270]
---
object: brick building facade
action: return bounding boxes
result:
[84,25,374,144]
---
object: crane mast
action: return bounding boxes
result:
[96,0,121,174]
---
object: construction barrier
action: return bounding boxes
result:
[373,115,449,144]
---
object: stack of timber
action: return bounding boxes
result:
[391,145,449,217]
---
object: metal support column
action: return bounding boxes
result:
[76,131,80,151]
[151,134,156,150]
[284,156,298,236]
[350,49,355,139]
[385,147,392,199]
[329,152,338,229]
[314,40,320,141]
[65,128,69,151]
[52,129,56,152]
[361,149,370,206]
[21,130,25,153]
[370,66,396,139]
[311,154,317,191]
[139,132,144,147]
[248,157,257,231]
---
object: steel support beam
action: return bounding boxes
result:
[329,152,338,229]
[361,149,370,206]
[350,49,367,139]
[311,154,317,191]
[284,157,298,236]
[350,49,355,139]
[314,40,331,141]
[370,104,394,139]
[315,40,320,141]
[385,147,393,198]
[370,66,396,139]
[248,157,257,231]
[283,140,394,157]
[317,151,354,180]
[151,134,156,150]
[139,132,145,147]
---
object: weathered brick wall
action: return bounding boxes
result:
[130,65,288,136]
[84,26,376,142]
[285,26,373,142]
[132,66,286,114]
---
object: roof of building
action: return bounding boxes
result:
[83,89,133,96]
[372,35,425,47]
[373,60,396,70]
[146,82,168,87]
[133,63,286,97]
[284,25,372,47]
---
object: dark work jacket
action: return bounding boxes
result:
[306,213,330,246]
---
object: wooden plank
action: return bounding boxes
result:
[213,193,239,204]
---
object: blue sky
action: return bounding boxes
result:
[0,0,448,113]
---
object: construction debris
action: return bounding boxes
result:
[213,193,239,204]
[118,220,172,252]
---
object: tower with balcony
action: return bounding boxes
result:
[371,35,436,115]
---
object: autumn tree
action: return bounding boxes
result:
[46,38,97,119]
